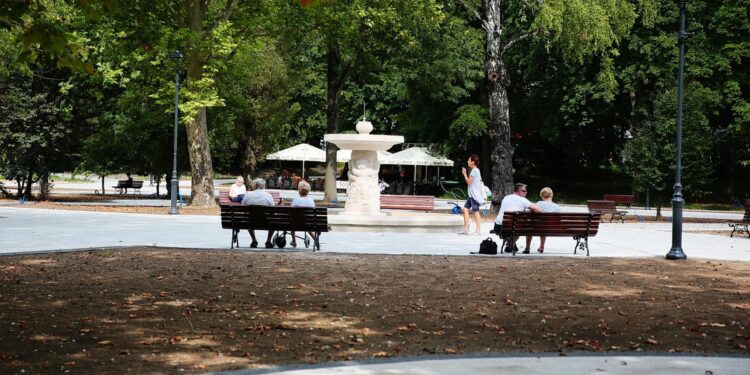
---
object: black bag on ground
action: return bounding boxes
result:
[471,237,497,255]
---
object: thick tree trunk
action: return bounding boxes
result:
[324,46,342,202]
[23,169,34,200]
[185,0,216,207]
[39,170,49,201]
[484,0,514,204]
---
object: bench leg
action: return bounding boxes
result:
[729,223,749,238]
[231,229,239,249]
[499,237,507,256]
[573,236,590,256]
[314,232,321,252]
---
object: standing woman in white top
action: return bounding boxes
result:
[460,154,485,235]
[290,181,316,248]
[229,176,247,202]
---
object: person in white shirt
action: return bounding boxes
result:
[460,154,485,235]
[493,183,542,253]
[290,181,316,248]
[229,176,247,202]
[378,179,389,193]
[241,178,276,248]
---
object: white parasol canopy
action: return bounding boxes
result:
[381,147,453,167]
[265,143,326,178]
[266,143,326,162]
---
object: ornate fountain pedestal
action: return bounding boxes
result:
[323,120,463,233]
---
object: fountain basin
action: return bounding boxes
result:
[327,209,464,233]
[324,134,403,151]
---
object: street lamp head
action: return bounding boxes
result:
[170,50,184,60]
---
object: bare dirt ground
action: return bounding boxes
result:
[1,248,748,374]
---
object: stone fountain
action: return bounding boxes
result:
[324,119,464,232]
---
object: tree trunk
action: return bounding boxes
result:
[185,0,216,207]
[241,117,259,184]
[101,175,105,195]
[40,170,49,201]
[484,0,514,205]
[324,45,342,202]
[155,175,161,196]
[23,169,34,200]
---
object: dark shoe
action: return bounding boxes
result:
[250,241,258,248]
[265,241,273,249]
[537,248,544,253]
[522,248,530,254]
[503,245,513,253]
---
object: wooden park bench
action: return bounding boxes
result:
[603,194,635,208]
[497,212,602,256]
[218,190,281,205]
[587,200,627,223]
[727,200,750,238]
[220,205,329,251]
[380,194,435,211]
[112,180,143,194]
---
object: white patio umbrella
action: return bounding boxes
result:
[380,147,455,192]
[265,143,326,178]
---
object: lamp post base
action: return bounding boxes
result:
[169,178,179,215]
[666,247,687,260]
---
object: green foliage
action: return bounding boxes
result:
[623,83,717,202]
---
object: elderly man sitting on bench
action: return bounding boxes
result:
[241,178,276,249]
[491,182,542,254]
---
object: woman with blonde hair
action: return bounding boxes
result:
[229,176,246,202]
[290,181,316,247]
[523,187,561,253]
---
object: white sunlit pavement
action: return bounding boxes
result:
[0,206,747,260]
[208,354,749,375]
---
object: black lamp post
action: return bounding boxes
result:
[169,50,184,215]
[666,1,687,260]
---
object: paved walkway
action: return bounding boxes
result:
[1,207,748,260]
[1,206,748,375]
[210,354,749,375]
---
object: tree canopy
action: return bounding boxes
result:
[0,0,747,204]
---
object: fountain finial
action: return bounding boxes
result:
[355,102,373,134]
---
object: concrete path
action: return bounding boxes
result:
[1,207,747,261]
[210,354,749,375]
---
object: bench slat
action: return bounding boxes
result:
[380,194,434,211]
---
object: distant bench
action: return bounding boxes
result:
[380,194,434,212]
[587,200,627,223]
[112,180,143,194]
[497,212,602,256]
[728,200,750,238]
[218,190,281,206]
[220,205,329,251]
[603,194,635,208]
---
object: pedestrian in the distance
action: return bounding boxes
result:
[459,154,484,235]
